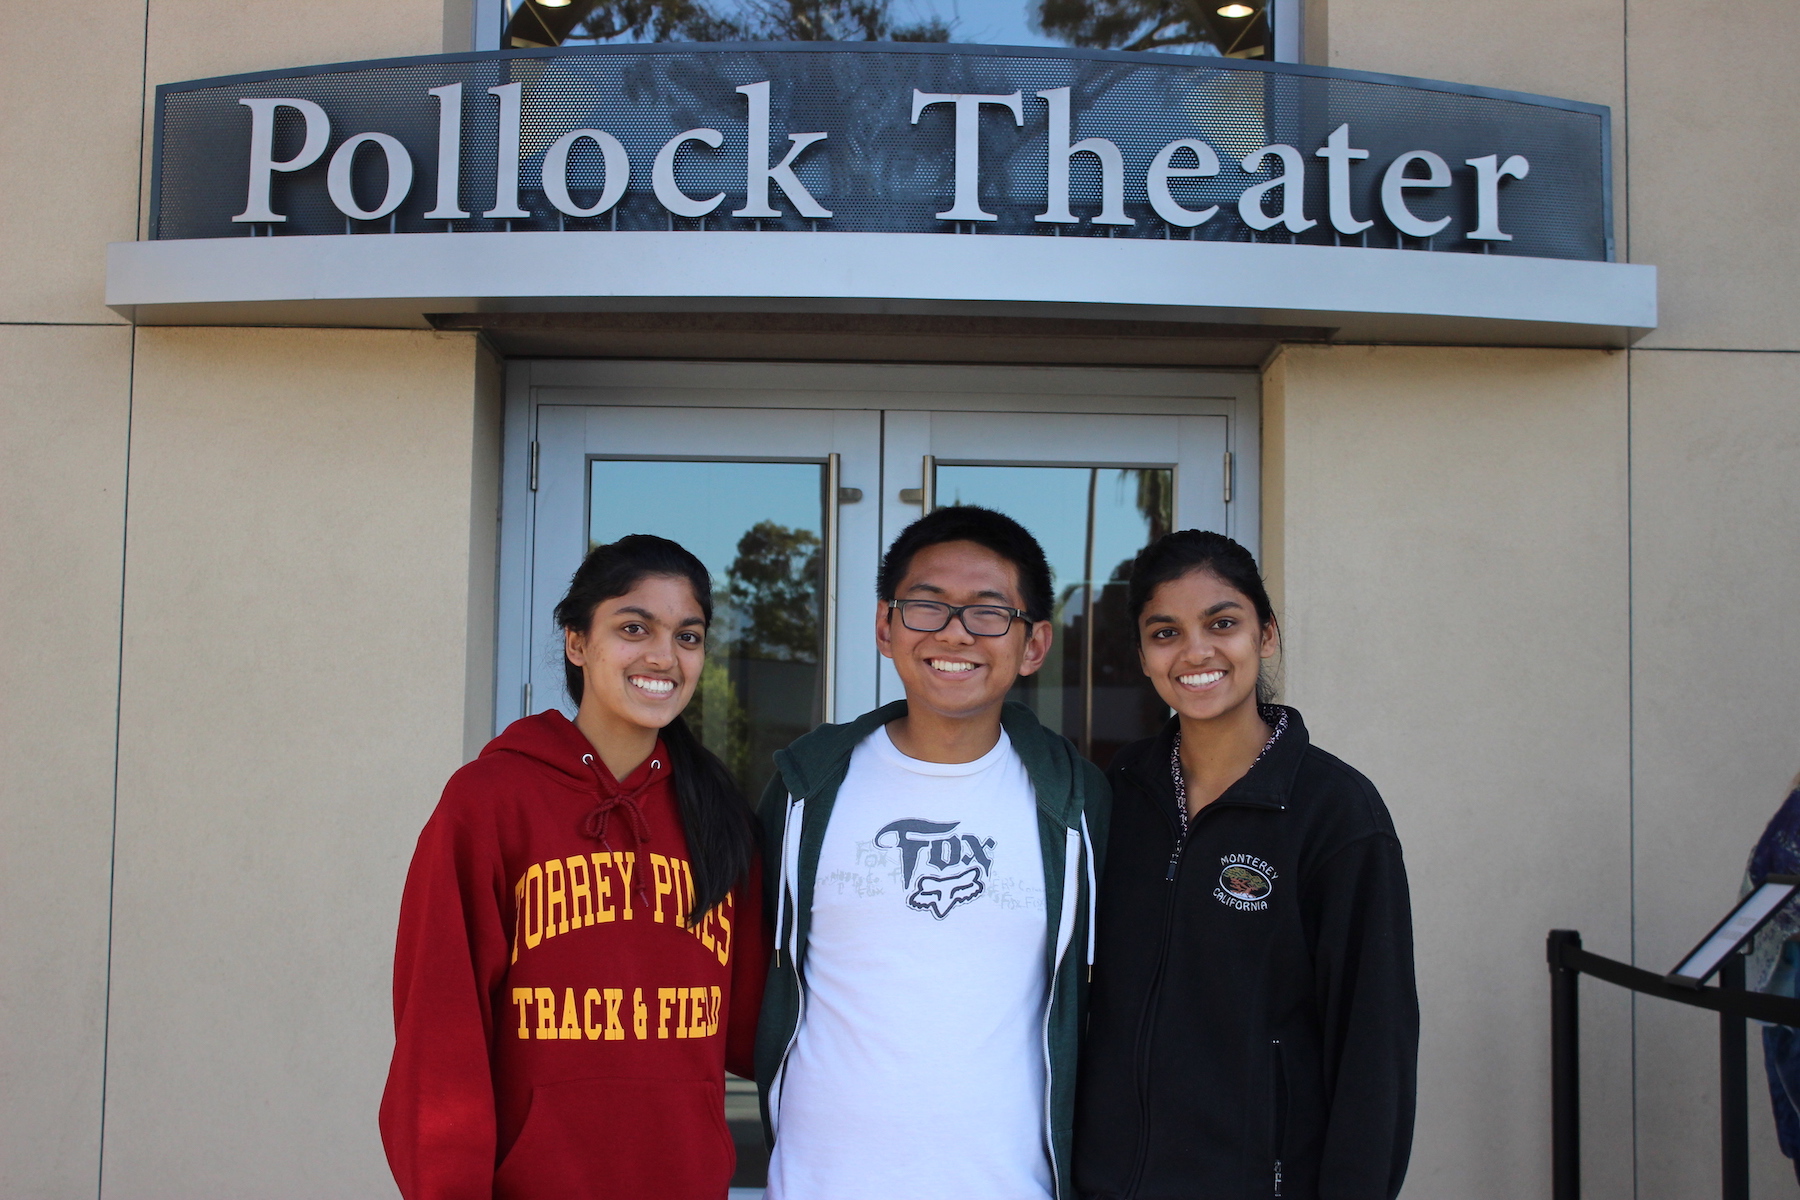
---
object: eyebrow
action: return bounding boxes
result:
[903,582,1013,603]
[612,605,706,627]
[1142,600,1243,625]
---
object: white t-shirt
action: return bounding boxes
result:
[766,724,1052,1200]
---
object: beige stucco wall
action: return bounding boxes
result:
[1629,348,1800,1199]
[96,327,496,1197]
[1265,344,1637,1199]
[0,328,134,1199]
[1,1,488,1196]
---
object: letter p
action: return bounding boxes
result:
[233,98,330,223]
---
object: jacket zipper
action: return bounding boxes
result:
[1125,792,1275,1197]
[1040,828,1080,1200]
[1123,817,1191,1196]
[767,794,810,1138]
[1271,1039,1288,1197]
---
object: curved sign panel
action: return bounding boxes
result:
[151,43,1610,261]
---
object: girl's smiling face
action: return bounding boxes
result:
[564,573,707,736]
[1137,568,1278,724]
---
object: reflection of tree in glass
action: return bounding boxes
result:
[508,0,948,48]
[1031,0,1269,56]
[725,521,822,662]
[685,520,826,797]
[1090,468,1176,765]
[687,656,753,786]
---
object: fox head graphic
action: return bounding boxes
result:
[907,866,985,920]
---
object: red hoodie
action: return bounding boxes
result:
[379,711,768,1200]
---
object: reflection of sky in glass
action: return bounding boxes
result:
[939,465,1088,597]
[514,0,1236,52]
[588,459,824,582]
[936,465,1165,591]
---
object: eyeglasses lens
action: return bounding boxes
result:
[898,601,1013,636]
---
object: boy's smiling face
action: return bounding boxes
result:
[876,539,1051,725]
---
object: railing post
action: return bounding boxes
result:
[1719,950,1749,1200]
[1549,929,1582,1200]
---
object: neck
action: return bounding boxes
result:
[886,701,1004,764]
[573,703,659,782]
[1176,696,1273,813]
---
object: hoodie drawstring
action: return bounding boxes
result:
[1080,810,1097,981]
[775,794,804,968]
[578,752,658,846]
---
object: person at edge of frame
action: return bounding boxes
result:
[1073,529,1418,1200]
[378,535,769,1200]
[754,505,1111,1200]
[1742,768,1800,1184]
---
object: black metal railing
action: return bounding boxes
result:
[1548,929,1800,1200]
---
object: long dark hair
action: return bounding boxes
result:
[1126,529,1281,704]
[552,534,756,922]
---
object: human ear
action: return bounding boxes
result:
[565,626,588,668]
[874,600,895,661]
[1259,618,1280,660]
[1016,616,1053,678]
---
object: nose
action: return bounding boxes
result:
[642,632,676,668]
[936,615,978,645]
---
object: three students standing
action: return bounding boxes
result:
[380,509,1418,1200]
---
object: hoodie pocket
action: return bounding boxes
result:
[1270,1040,1289,1197]
[494,1075,733,1200]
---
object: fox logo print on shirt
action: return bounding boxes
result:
[875,818,995,920]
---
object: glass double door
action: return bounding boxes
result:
[528,400,1231,795]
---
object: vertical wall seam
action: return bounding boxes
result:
[98,0,151,1194]
[1620,1,1638,1196]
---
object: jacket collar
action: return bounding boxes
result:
[1125,704,1310,815]
[773,697,1091,826]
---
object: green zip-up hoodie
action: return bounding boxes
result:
[753,698,1111,1200]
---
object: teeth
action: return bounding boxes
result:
[929,660,976,673]
[631,676,675,695]
[1178,670,1225,687]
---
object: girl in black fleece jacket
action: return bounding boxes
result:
[1074,530,1418,1200]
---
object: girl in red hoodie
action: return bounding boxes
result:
[381,534,768,1200]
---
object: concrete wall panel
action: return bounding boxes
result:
[1629,347,1800,1198]
[144,0,447,97]
[0,0,144,322]
[0,326,133,1199]
[1264,344,1634,1199]
[1627,1,1800,350]
[101,327,487,1198]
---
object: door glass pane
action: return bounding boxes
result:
[588,459,827,802]
[935,464,1174,767]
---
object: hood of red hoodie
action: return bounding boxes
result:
[481,710,673,799]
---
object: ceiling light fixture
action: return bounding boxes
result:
[537,0,573,7]
[1217,3,1255,15]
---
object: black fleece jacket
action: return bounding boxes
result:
[1073,707,1417,1200]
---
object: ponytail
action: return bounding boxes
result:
[661,713,756,921]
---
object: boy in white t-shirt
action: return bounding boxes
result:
[753,506,1111,1200]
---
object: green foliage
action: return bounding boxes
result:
[724,520,822,663]
[513,0,951,45]
[1030,0,1266,55]
[686,655,754,787]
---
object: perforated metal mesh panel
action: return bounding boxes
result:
[152,44,1609,260]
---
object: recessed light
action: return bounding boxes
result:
[1218,3,1255,15]
[538,0,573,7]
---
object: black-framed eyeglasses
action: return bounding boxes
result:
[887,599,1031,637]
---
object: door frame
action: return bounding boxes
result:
[496,359,1260,738]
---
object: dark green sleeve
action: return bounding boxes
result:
[756,772,789,933]
[1080,758,1113,882]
